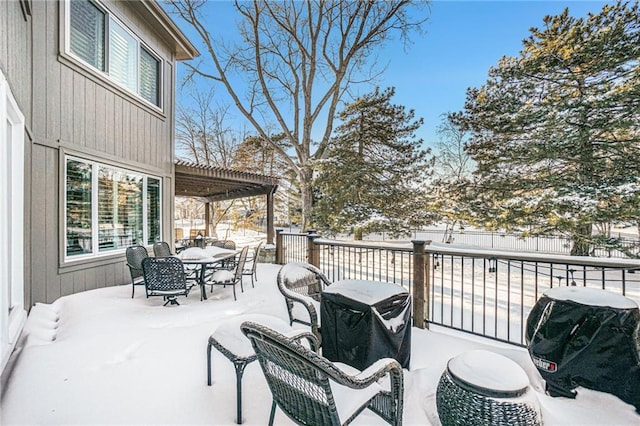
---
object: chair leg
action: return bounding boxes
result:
[132,284,135,298]
[164,297,180,306]
[207,342,213,386]
[233,360,249,424]
[268,401,277,426]
[232,284,237,301]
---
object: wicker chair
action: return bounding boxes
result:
[141,257,190,306]
[277,262,331,344]
[242,241,263,288]
[153,241,172,257]
[126,245,149,298]
[241,321,404,426]
[205,246,249,301]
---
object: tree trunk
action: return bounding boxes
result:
[354,228,363,240]
[299,169,314,231]
[570,223,593,256]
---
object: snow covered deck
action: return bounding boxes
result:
[2,263,638,425]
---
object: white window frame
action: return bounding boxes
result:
[63,0,163,110]
[0,70,27,373]
[63,156,163,263]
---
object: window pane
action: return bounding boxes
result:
[109,19,138,93]
[98,168,143,252]
[69,0,105,71]
[147,178,161,244]
[140,47,160,106]
[66,160,93,256]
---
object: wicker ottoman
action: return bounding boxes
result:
[207,314,303,424]
[436,350,541,426]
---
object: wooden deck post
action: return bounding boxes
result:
[275,229,284,264]
[266,188,276,244]
[307,231,320,267]
[412,240,431,329]
[204,202,211,237]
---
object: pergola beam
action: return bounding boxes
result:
[174,160,279,243]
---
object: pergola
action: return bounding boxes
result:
[174,160,279,243]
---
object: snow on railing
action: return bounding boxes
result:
[276,230,640,346]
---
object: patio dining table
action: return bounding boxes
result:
[176,247,239,300]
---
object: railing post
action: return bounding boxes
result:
[412,240,431,329]
[275,229,284,264]
[307,230,320,268]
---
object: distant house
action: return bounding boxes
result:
[0,0,198,373]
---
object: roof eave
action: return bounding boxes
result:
[136,1,200,61]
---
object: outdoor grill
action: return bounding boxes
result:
[321,279,412,371]
[526,286,640,412]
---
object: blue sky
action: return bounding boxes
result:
[173,1,610,149]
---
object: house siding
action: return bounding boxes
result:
[1,0,185,307]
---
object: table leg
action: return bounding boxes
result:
[200,264,208,300]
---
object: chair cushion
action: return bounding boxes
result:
[331,362,386,421]
[211,269,235,283]
[213,314,294,359]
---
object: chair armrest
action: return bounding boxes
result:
[329,357,403,390]
[283,329,320,352]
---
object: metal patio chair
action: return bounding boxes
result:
[141,257,190,306]
[241,321,404,426]
[205,246,249,301]
[242,241,263,288]
[153,240,199,284]
[126,245,149,298]
[277,262,331,344]
[152,241,172,257]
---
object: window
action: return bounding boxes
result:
[66,0,162,108]
[69,0,105,70]
[109,19,138,93]
[139,47,160,106]
[65,157,162,260]
[0,69,26,373]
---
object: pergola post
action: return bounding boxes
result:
[204,201,211,237]
[266,187,276,244]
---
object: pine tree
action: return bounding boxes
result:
[454,1,640,255]
[314,87,434,239]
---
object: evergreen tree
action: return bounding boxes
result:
[453,1,640,255]
[315,87,434,239]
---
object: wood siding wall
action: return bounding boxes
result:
[1,1,180,306]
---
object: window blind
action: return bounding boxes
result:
[66,160,93,256]
[140,48,160,106]
[69,0,105,71]
[109,19,138,93]
[147,178,161,244]
[98,168,143,252]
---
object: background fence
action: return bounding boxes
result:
[360,228,640,258]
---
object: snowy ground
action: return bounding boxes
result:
[2,262,639,425]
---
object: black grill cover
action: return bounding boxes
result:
[526,288,640,412]
[321,289,411,371]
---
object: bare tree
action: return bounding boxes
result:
[167,0,428,229]
[434,113,474,181]
[175,88,250,168]
[431,114,475,243]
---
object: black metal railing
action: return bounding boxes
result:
[275,230,640,347]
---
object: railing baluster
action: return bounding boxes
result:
[277,232,640,347]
